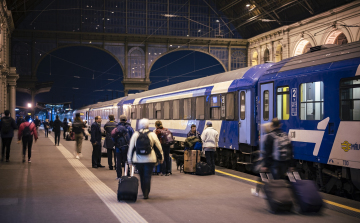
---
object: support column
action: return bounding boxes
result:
[125,39,128,79]
[9,85,16,118]
[145,42,149,81]
[228,47,231,71]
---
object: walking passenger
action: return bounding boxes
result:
[201,121,219,175]
[128,119,163,199]
[73,113,85,159]
[187,124,201,139]
[44,119,50,137]
[62,118,68,139]
[34,116,41,133]
[154,120,173,176]
[0,110,17,162]
[104,114,117,169]
[53,115,62,146]
[91,116,104,168]
[260,118,293,179]
[112,115,134,179]
[18,115,38,163]
[17,116,24,129]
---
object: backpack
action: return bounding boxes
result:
[23,123,32,137]
[111,125,130,148]
[271,132,292,161]
[1,118,12,134]
[136,131,152,155]
[72,121,83,134]
[159,128,174,146]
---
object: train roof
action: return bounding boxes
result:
[89,97,126,109]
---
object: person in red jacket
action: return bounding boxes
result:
[18,115,38,163]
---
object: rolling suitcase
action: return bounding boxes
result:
[260,172,293,213]
[195,162,212,176]
[117,164,139,202]
[287,172,323,213]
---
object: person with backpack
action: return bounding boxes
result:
[260,118,294,180]
[53,115,62,146]
[62,118,68,139]
[18,115,38,163]
[128,118,163,199]
[44,119,50,137]
[104,114,117,169]
[73,113,85,159]
[112,115,134,178]
[91,116,104,168]
[154,120,174,176]
[0,110,18,162]
[201,121,219,175]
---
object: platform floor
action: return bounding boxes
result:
[0,130,359,223]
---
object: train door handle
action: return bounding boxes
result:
[238,121,241,127]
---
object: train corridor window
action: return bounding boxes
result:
[276,87,290,120]
[164,101,170,119]
[210,95,220,120]
[263,91,269,121]
[184,98,191,119]
[148,103,154,119]
[136,105,142,119]
[131,105,136,119]
[196,97,205,119]
[240,91,245,120]
[226,93,235,119]
[155,103,162,119]
[300,81,324,120]
[340,77,360,120]
[173,100,179,119]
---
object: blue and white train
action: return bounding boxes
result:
[67,41,360,199]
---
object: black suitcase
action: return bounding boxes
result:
[260,173,293,213]
[117,164,139,202]
[196,162,212,175]
[288,172,323,213]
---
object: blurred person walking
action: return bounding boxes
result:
[91,116,104,168]
[104,114,117,170]
[72,113,85,159]
[0,110,17,162]
[44,119,50,137]
[53,115,62,146]
[18,115,38,163]
[62,118,68,139]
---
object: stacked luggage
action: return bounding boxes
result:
[184,150,201,173]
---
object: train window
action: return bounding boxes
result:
[263,91,269,121]
[155,102,161,119]
[184,98,191,119]
[164,101,170,120]
[226,93,235,119]
[148,103,154,119]
[240,91,245,120]
[276,87,290,120]
[340,77,360,121]
[300,81,324,120]
[136,105,141,119]
[196,97,205,119]
[131,105,136,119]
[173,100,179,119]
[210,95,220,120]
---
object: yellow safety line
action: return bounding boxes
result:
[216,169,360,214]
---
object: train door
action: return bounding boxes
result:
[260,83,274,151]
[239,90,251,144]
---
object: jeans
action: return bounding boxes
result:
[205,151,216,174]
[92,143,101,166]
[22,136,33,159]
[162,145,170,174]
[75,133,83,153]
[136,163,156,198]
[45,128,49,137]
[1,137,12,160]
[55,131,60,145]
[107,149,116,169]
[116,146,128,178]
[270,160,289,180]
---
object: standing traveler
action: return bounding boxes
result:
[112,115,134,179]
[128,119,163,199]
[104,114,117,170]
[201,121,219,175]
[0,110,18,162]
[91,116,104,168]
[49,120,54,130]
[187,124,201,139]
[53,115,62,146]
[73,113,85,159]
[62,118,68,139]
[154,120,173,176]
[17,116,24,129]
[44,119,50,137]
[34,116,41,133]
[261,118,294,179]
[18,115,38,163]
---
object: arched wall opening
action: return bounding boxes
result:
[263,48,270,62]
[252,51,258,66]
[294,39,312,56]
[275,45,283,62]
[325,31,348,45]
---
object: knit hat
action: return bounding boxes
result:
[119,115,127,122]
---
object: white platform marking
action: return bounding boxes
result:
[47,134,147,223]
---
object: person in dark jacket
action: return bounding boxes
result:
[49,120,54,130]
[18,115,38,163]
[62,118,68,139]
[91,116,104,168]
[261,118,294,179]
[187,124,201,139]
[17,116,24,129]
[34,116,41,133]
[154,120,171,176]
[114,115,134,179]
[104,114,117,170]
[0,110,18,162]
[43,119,50,137]
[53,115,62,146]
[73,113,85,159]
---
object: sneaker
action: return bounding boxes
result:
[165,173,170,176]
[116,177,121,180]
[251,188,259,197]
[76,155,80,159]
[28,159,31,163]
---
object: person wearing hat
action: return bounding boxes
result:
[114,114,134,179]
[201,121,219,175]
[154,120,172,176]
[104,114,117,170]
[72,113,85,158]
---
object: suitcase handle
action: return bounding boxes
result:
[124,162,135,177]
[287,171,301,182]
[259,172,273,182]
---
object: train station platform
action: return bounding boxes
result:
[1,130,359,223]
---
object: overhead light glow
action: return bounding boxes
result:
[162,14,177,18]
[27,103,32,108]
[246,4,251,7]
